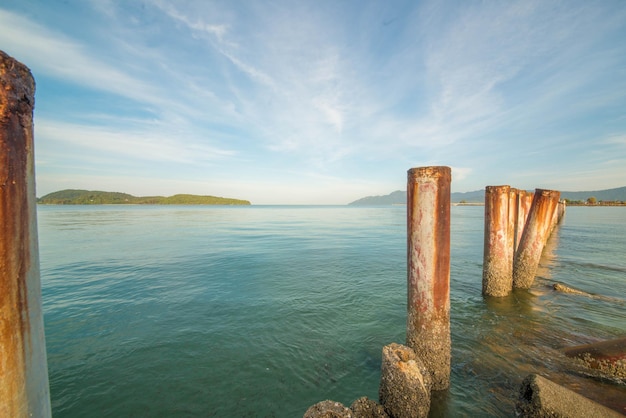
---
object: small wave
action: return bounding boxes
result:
[563,259,626,274]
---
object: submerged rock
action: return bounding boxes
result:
[349,397,389,418]
[516,374,623,417]
[379,343,431,418]
[553,282,624,304]
[304,400,353,418]
[553,283,592,296]
[562,337,626,382]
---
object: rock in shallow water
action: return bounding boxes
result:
[379,343,431,418]
[303,400,353,418]
[516,374,623,418]
[349,397,389,418]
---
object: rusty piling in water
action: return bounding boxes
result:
[406,166,451,390]
[0,51,51,417]
[552,199,566,233]
[515,190,533,253]
[482,185,513,297]
[507,188,518,265]
[512,189,561,289]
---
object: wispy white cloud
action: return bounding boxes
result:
[451,167,473,182]
[3,0,626,202]
[148,2,356,159]
[159,6,228,41]
[606,134,626,146]
[0,9,165,108]
[37,119,235,164]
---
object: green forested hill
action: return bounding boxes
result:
[348,189,487,205]
[38,189,251,205]
[349,186,626,205]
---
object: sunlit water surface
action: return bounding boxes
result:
[37,205,626,417]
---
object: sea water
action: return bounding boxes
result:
[37,205,626,417]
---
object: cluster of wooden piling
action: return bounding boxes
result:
[482,186,565,297]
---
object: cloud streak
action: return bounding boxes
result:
[2,0,625,202]
[0,9,167,108]
[37,119,235,165]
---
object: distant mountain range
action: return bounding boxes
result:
[38,189,251,205]
[348,186,626,205]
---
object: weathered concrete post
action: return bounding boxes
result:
[514,190,533,253]
[406,166,451,390]
[507,188,518,263]
[482,185,513,297]
[558,199,566,221]
[551,199,566,234]
[512,189,560,289]
[0,51,52,417]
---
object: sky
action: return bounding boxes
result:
[1,0,625,204]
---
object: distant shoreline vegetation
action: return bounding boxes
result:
[37,189,251,205]
[349,186,626,206]
[563,200,626,206]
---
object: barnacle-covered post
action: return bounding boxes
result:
[512,189,560,289]
[0,50,51,417]
[515,190,533,253]
[482,185,513,297]
[406,166,451,390]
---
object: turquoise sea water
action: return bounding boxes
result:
[37,205,626,417]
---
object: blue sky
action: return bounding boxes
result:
[2,0,625,204]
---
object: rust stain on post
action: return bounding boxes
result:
[551,200,566,234]
[406,166,451,390]
[482,185,513,297]
[515,190,533,252]
[0,50,51,417]
[508,188,518,264]
[512,189,560,289]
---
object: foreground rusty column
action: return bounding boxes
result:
[406,166,451,390]
[512,189,560,289]
[0,51,51,417]
[482,185,513,297]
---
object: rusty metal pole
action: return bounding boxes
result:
[482,185,513,297]
[515,190,533,253]
[512,189,560,289]
[552,200,566,233]
[548,201,559,236]
[406,166,451,390]
[508,188,518,263]
[0,51,51,417]
[558,200,566,222]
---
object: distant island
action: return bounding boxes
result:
[349,186,626,206]
[38,189,251,205]
[348,189,486,205]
